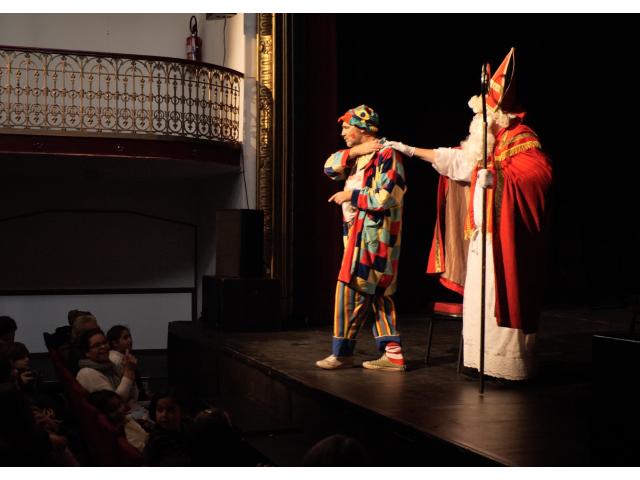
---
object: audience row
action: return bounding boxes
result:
[2,311,372,466]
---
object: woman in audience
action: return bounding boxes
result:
[144,390,190,466]
[87,389,149,452]
[76,328,141,411]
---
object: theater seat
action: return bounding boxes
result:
[115,436,144,466]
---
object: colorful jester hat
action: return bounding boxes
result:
[337,105,380,134]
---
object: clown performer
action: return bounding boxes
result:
[317,105,408,371]
[386,48,553,381]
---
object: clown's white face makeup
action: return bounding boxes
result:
[341,122,366,148]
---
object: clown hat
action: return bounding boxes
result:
[337,105,380,133]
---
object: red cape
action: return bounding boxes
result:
[492,129,552,333]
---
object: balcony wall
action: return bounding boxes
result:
[0,45,244,166]
[0,14,258,353]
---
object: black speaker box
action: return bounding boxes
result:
[591,332,640,465]
[215,209,264,278]
[202,275,280,332]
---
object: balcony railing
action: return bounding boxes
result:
[0,46,243,144]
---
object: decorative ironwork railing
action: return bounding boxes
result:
[0,46,243,143]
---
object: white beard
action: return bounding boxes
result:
[460,97,516,168]
[460,113,496,169]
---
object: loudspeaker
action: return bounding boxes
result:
[591,333,640,465]
[202,275,280,332]
[215,209,264,278]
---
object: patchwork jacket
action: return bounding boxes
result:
[324,145,406,296]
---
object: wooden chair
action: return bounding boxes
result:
[425,301,464,374]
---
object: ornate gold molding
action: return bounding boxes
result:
[257,14,275,276]
[256,14,293,321]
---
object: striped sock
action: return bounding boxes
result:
[385,341,404,365]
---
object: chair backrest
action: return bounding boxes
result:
[43,331,56,350]
[93,412,122,465]
[431,301,463,317]
[44,332,73,380]
[46,339,87,407]
[74,398,119,465]
[115,435,145,466]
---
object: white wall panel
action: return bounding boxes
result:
[0,292,192,353]
[0,13,246,72]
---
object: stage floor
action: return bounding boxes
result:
[197,306,633,466]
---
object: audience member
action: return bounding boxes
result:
[70,313,98,344]
[187,406,260,466]
[0,316,17,345]
[107,325,148,401]
[87,389,148,452]
[30,393,66,432]
[0,383,78,466]
[0,383,51,465]
[31,402,62,434]
[76,329,142,413]
[0,354,17,385]
[144,390,190,466]
[48,309,93,350]
[106,325,131,367]
[30,394,79,465]
[66,313,99,372]
[2,342,39,395]
[68,309,92,326]
[302,434,371,466]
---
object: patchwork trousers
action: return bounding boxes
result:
[331,281,402,357]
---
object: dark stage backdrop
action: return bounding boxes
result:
[290,14,343,327]
[290,14,639,326]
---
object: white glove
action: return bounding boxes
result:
[383,140,415,157]
[476,169,494,189]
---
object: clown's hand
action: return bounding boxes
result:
[383,140,415,157]
[477,169,494,189]
[350,140,383,158]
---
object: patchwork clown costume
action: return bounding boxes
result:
[318,105,407,371]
